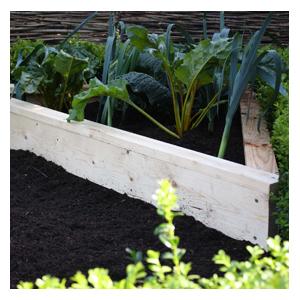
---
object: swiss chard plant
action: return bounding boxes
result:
[10,11,104,111]
[68,23,232,139]
[17,179,289,289]
[11,46,89,111]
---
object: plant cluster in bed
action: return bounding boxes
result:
[11,12,286,158]
[256,46,289,239]
[10,37,105,111]
[17,180,289,289]
[67,12,286,158]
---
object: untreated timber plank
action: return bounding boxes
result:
[10,98,278,246]
[240,90,279,175]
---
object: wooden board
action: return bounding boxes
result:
[10,98,279,247]
[240,91,279,175]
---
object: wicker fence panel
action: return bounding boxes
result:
[10,11,289,46]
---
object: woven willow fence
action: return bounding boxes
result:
[10,11,289,45]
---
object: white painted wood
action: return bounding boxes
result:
[10,98,279,247]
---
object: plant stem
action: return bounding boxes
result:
[165,69,182,137]
[129,101,180,139]
[218,118,232,158]
[59,81,68,111]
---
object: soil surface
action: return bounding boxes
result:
[85,102,245,164]
[11,150,250,288]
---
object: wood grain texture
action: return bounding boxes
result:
[10,98,278,247]
[240,91,279,175]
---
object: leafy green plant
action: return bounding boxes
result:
[200,235,289,288]
[17,180,288,289]
[68,23,232,139]
[218,13,286,158]
[96,15,142,126]
[256,46,289,238]
[11,45,89,110]
[10,12,105,111]
[10,38,44,71]
[202,12,230,132]
[11,40,105,111]
[62,37,105,80]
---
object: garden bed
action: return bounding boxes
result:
[11,98,278,247]
[10,149,250,288]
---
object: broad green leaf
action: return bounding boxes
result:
[18,70,44,94]
[135,52,167,84]
[126,25,156,51]
[175,39,231,88]
[122,71,171,106]
[68,78,129,122]
[53,50,88,80]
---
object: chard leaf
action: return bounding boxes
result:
[175,39,231,88]
[122,72,171,106]
[126,26,156,51]
[53,50,88,80]
[136,52,166,83]
[68,78,129,122]
[18,70,44,94]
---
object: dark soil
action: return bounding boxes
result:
[85,102,245,164]
[11,150,250,288]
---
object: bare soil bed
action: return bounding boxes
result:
[11,149,249,288]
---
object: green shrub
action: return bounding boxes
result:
[256,46,289,239]
[17,180,289,289]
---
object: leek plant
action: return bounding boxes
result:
[203,11,230,132]
[96,14,140,126]
[217,13,286,158]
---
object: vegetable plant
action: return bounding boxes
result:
[10,38,44,72]
[217,13,286,158]
[95,14,141,126]
[17,179,289,289]
[11,45,89,110]
[10,11,104,111]
[68,24,232,139]
[256,46,289,239]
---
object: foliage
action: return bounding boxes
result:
[68,13,285,149]
[126,24,232,137]
[11,45,89,110]
[62,37,105,80]
[95,15,141,126]
[218,13,286,158]
[256,47,289,238]
[10,11,104,111]
[68,22,232,138]
[10,38,106,111]
[200,235,289,288]
[122,71,171,110]
[17,180,288,289]
[10,38,44,71]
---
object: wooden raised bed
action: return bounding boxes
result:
[10,96,278,247]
